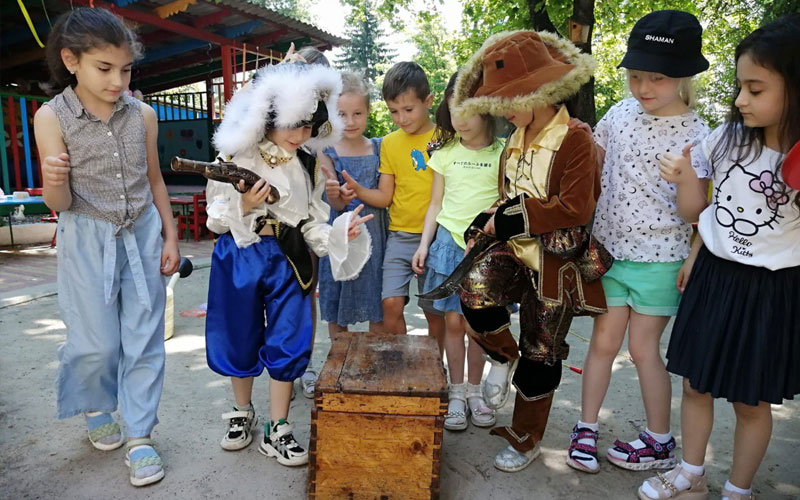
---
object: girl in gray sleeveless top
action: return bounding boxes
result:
[34,8,178,487]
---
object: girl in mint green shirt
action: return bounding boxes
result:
[412,72,503,432]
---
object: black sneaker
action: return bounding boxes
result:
[220,406,258,451]
[258,419,308,466]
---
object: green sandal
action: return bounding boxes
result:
[85,412,124,451]
[124,438,165,487]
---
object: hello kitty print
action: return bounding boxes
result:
[696,126,800,270]
[591,98,711,262]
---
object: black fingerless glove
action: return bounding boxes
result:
[494,194,530,241]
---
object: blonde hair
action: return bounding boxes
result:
[676,77,697,108]
[340,71,371,109]
[624,70,697,108]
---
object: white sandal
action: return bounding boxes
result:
[444,383,468,431]
[466,383,496,427]
[494,443,541,472]
[482,355,519,409]
[638,465,709,500]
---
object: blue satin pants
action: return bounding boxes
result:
[205,234,311,382]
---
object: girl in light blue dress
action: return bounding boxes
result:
[318,72,388,333]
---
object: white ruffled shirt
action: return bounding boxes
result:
[205,140,370,280]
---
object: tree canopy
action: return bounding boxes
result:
[269,0,798,133]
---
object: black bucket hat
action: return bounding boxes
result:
[618,10,709,78]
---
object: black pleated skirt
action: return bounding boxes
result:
[666,246,800,405]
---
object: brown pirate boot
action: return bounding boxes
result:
[490,392,555,472]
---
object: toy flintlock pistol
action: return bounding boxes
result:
[170,157,280,204]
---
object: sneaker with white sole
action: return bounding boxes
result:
[608,431,677,471]
[220,406,258,451]
[300,370,318,399]
[259,419,308,467]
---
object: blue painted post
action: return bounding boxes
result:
[20,98,34,189]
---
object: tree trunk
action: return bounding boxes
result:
[526,0,597,126]
[569,0,596,126]
[528,0,558,33]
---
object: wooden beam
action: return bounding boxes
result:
[136,51,217,80]
[247,28,290,46]
[140,21,261,64]
[141,30,177,46]
[191,7,230,28]
[62,0,247,49]
[136,51,274,93]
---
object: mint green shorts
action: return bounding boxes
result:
[601,259,684,316]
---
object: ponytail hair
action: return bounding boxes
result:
[42,7,142,96]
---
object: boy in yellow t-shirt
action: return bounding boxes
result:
[341,62,445,347]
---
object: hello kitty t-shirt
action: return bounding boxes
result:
[694,125,800,270]
[592,98,710,262]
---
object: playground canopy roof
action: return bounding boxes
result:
[1,0,348,95]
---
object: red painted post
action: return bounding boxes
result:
[221,45,233,105]
[7,96,22,191]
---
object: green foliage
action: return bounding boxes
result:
[451,0,531,63]
[336,0,395,83]
[348,0,794,136]
[410,10,457,103]
[591,0,769,127]
[366,98,394,138]
[446,0,778,127]
[249,0,315,23]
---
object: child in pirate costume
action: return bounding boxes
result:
[204,62,372,466]
[452,31,608,472]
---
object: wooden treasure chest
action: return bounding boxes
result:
[309,332,447,500]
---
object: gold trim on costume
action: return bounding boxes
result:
[513,385,556,402]
[271,223,314,291]
[504,428,531,444]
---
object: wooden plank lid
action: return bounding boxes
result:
[316,332,446,398]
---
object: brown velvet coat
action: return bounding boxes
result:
[497,127,607,314]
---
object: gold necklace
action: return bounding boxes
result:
[259,150,292,167]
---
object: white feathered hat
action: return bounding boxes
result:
[213,63,344,156]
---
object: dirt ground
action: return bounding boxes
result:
[0,245,798,499]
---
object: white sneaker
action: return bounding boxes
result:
[300,370,318,399]
[482,356,519,409]
[259,420,308,467]
[220,407,258,450]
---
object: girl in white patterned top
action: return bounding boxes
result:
[566,10,711,475]
[34,7,179,487]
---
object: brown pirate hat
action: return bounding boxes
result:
[453,30,595,117]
